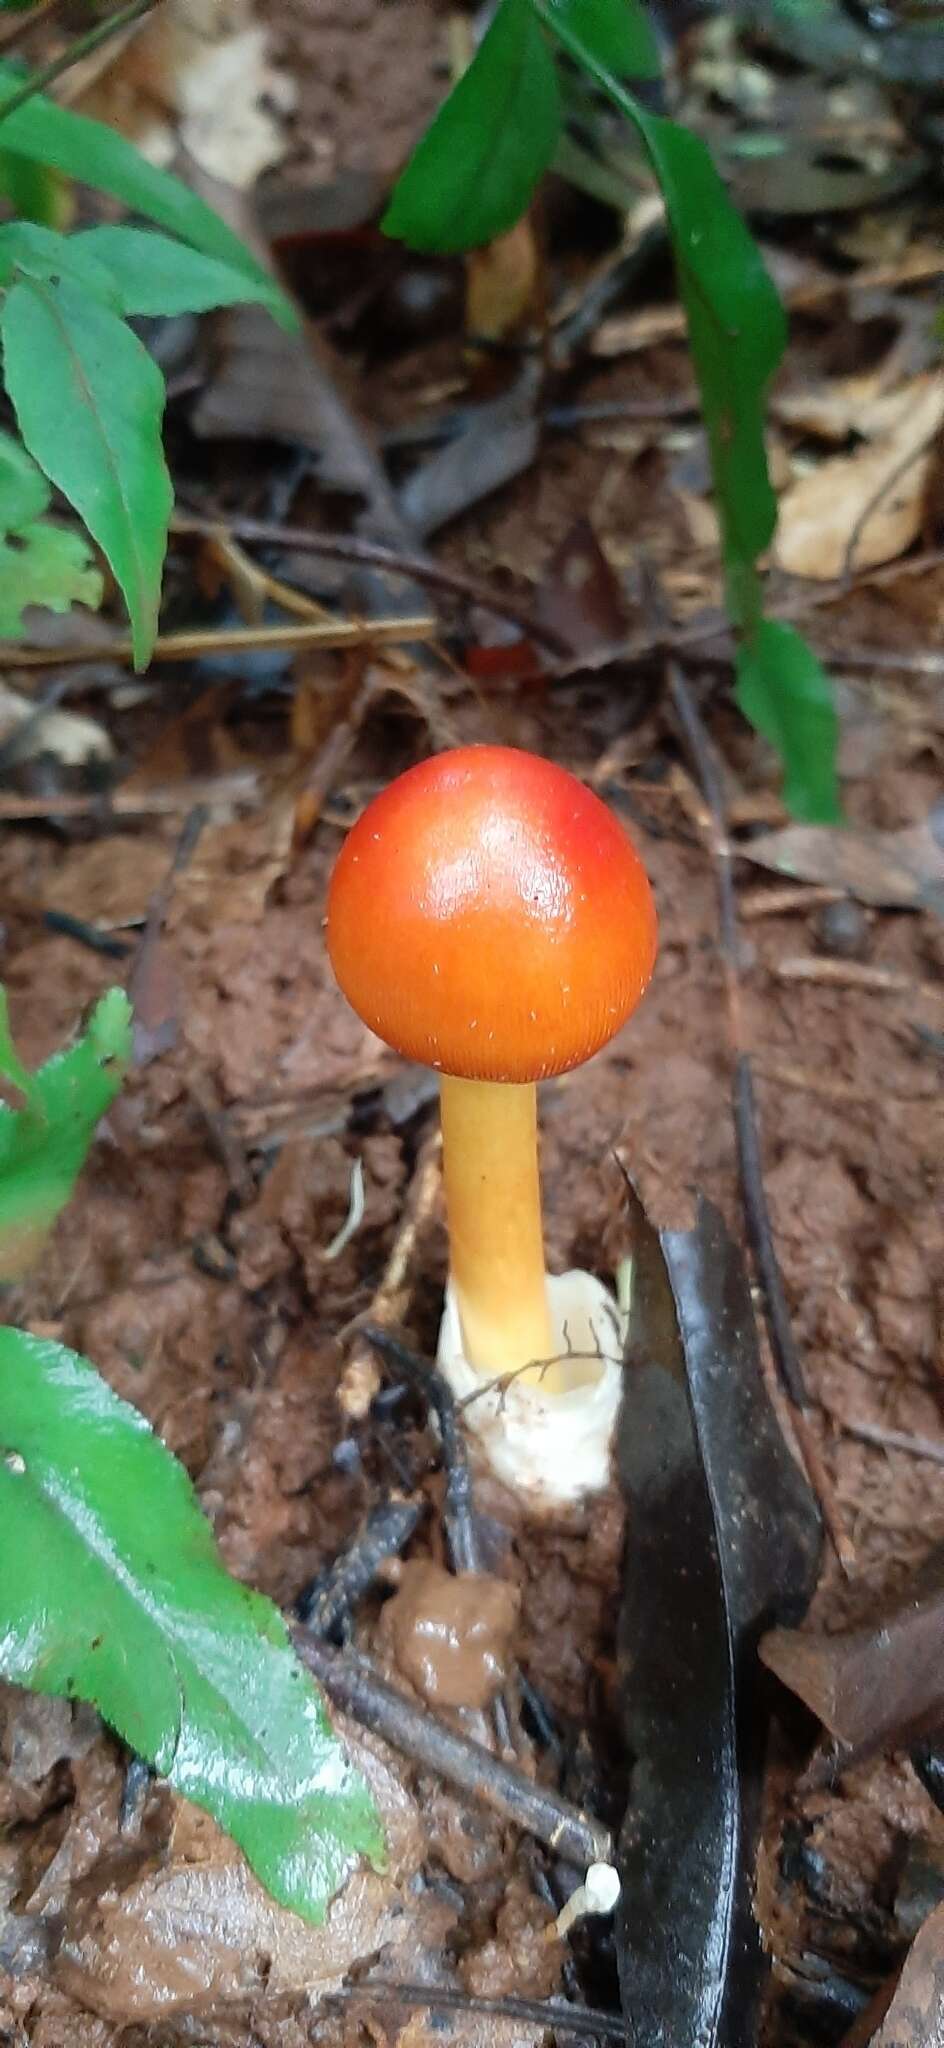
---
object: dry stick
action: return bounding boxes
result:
[293,1630,612,1867]
[330,1982,626,2042]
[362,1324,479,1578]
[6,613,437,670]
[172,512,571,658]
[839,1418,944,1468]
[775,956,944,1003]
[664,660,855,1572]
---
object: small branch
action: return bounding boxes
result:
[294,1498,423,1639]
[839,1417,944,1467]
[7,612,437,670]
[173,512,571,659]
[362,1325,479,1576]
[0,0,156,126]
[330,1982,626,2042]
[293,1630,612,1867]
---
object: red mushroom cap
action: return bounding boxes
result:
[326,745,657,1083]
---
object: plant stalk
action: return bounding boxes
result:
[0,0,157,129]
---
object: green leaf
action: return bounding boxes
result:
[0,424,102,637]
[0,518,102,637]
[2,274,172,666]
[0,1329,385,1920]
[0,61,294,325]
[74,224,291,323]
[736,621,841,824]
[0,218,121,302]
[0,986,131,1280]
[547,0,661,78]
[382,0,561,252]
[0,145,63,225]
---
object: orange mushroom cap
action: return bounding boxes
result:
[326,745,657,1083]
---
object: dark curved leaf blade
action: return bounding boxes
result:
[382,0,561,252]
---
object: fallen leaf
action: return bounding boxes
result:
[841,1902,944,2048]
[40,837,171,930]
[399,362,541,539]
[760,1545,944,1753]
[534,518,630,657]
[0,681,112,766]
[774,373,944,580]
[617,1189,821,2048]
[739,802,944,916]
[74,0,293,189]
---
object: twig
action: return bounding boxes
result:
[294,1498,423,1638]
[0,773,257,822]
[6,613,437,670]
[329,1982,626,2042]
[172,512,571,658]
[292,1630,612,1866]
[0,0,156,125]
[739,884,843,921]
[664,657,854,1572]
[839,1417,944,1467]
[362,1325,479,1576]
[774,956,943,1002]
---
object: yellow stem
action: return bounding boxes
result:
[440,1075,560,1389]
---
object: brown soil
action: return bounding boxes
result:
[2,3,944,2045]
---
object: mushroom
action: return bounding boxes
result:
[326,745,656,1508]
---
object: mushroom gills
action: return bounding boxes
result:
[436,1267,624,1510]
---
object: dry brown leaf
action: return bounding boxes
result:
[739,804,944,916]
[774,373,944,580]
[0,682,112,766]
[73,0,293,188]
[845,1903,944,2048]
[772,370,928,447]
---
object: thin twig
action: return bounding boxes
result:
[0,0,155,125]
[774,956,943,1003]
[663,657,854,1572]
[172,512,571,658]
[329,1982,626,2042]
[293,1630,612,1866]
[362,1325,480,1576]
[294,1498,423,1637]
[6,612,437,670]
[839,1417,944,1467]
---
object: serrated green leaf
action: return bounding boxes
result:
[736,620,841,824]
[2,274,172,666]
[0,219,121,303]
[0,986,131,1279]
[73,224,290,323]
[0,518,102,637]
[547,0,661,78]
[382,0,561,252]
[0,61,295,326]
[0,425,102,635]
[0,1329,385,1920]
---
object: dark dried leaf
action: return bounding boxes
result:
[617,1191,821,2048]
[535,518,629,657]
[760,1545,944,1753]
[740,803,944,917]
[398,363,541,539]
[840,1902,944,2048]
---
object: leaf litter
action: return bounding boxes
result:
[4,2,944,2045]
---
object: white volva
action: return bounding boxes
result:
[437,1267,625,1511]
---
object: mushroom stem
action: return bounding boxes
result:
[439,1074,559,1389]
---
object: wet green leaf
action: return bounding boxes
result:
[2,274,172,666]
[0,1329,384,1920]
[736,621,841,824]
[382,0,560,252]
[0,986,131,1279]
[547,0,661,78]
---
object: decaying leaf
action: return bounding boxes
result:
[73,0,294,191]
[535,518,630,657]
[847,1901,944,2048]
[399,361,542,539]
[774,373,944,580]
[0,681,112,767]
[739,803,944,917]
[760,1545,944,1754]
[617,1190,821,2048]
